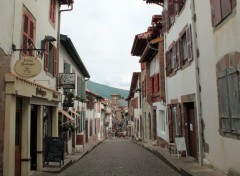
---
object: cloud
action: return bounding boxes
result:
[61,0,162,90]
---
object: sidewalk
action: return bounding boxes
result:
[132,140,226,176]
[31,139,104,176]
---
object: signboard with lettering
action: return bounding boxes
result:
[175,137,188,158]
[14,57,42,78]
[59,73,75,89]
[44,137,64,167]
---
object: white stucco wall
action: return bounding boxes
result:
[0,1,14,54]
[195,0,240,174]
[165,0,197,102]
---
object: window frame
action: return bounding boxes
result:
[44,42,58,76]
[22,8,36,56]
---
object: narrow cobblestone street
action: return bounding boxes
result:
[57,139,180,176]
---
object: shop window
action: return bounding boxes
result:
[210,0,236,27]
[22,8,36,56]
[218,68,240,134]
[44,42,57,76]
[49,0,56,25]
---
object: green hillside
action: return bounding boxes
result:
[87,81,129,99]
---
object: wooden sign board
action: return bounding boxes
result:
[175,137,188,158]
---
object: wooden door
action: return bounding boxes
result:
[15,111,22,176]
[187,103,197,159]
[85,120,88,143]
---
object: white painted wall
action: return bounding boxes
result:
[0,1,14,54]
[195,0,240,173]
[165,0,197,103]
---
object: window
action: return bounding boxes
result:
[162,0,186,33]
[150,74,159,95]
[218,68,240,134]
[22,9,36,56]
[179,25,193,66]
[166,43,177,76]
[166,25,193,77]
[44,42,57,76]
[210,0,236,27]
[159,110,166,133]
[49,0,56,25]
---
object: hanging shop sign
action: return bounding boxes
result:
[59,73,75,89]
[14,56,42,78]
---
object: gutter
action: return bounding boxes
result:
[191,0,204,166]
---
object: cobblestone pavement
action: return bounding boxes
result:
[57,139,181,176]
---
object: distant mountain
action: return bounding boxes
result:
[87,81,129,99]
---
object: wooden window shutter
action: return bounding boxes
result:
[176,39,181,70]
[218,74,231,131]
[186,25,193,62]
[168,104,174,143]
[44,42,49,71]
[53,47,58,76]
[227,70,240,131]
[211,0,222,26]
[166,10,170,31]
[173,42,177,71]
[141,63,145,70]
[50,0,56,23]
[166,51,171,76]
[162,10,166,33]
[221,0,232,19]
[168,0,175,18]
[177,103,182,136]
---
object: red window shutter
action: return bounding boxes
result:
[186,25,193,62]
[22,13,35,56]
[141,63,145,70]
[211,0,222,26]
[154,74,159,93]
[177,103,182,136]
[44,42,49,71]
[168,104,174,143]
[221,0,232,19]
[50,0,56,23]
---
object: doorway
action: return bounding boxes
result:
[30,105,37,170]
[184,102,198,159]
[152,110,157,140]
[15,110,22,176]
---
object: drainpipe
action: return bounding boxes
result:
[56,2,73,90]
[190,0,204,166]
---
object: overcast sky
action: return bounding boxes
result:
[61,0,162,90]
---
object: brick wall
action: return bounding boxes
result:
[0,49,10,176]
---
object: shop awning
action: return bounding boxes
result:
[68,110,81,117]
[58,110,75,122]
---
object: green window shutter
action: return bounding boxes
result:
[227,69,240,132]
[219,71,231,131]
